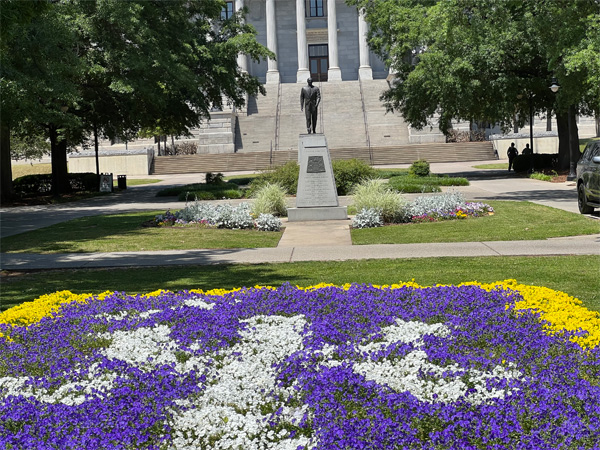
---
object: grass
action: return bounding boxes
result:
[1,255,598,312]
[472,163,508,170]
[0,211,283,254]
[11,163,53,179]
[116,178,161,187]
[351,201,600,245]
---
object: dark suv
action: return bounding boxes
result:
[576,140,600,214]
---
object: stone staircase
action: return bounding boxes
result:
[361,79,411,147]
[234,85,279,153]
[152,141,496,174]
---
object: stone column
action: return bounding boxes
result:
[296,0,310,82]
[358,8,372,80]
[235,0,248,73]
[266,0,280,83]
[327,0,342,81]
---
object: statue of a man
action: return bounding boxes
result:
[300,78,321,134]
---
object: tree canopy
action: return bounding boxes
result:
[1,0,272,200]
[350,0,599,151]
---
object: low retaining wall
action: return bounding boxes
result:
[68,148,155,176]
[491,132,558,157]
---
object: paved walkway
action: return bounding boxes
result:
[1,160,599,271]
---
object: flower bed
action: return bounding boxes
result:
[154,203,281,231]
[1,282,599,449]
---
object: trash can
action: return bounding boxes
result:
[117,175,127,190]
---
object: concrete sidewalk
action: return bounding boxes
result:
[1,234,598,270]
[1,160,599,271]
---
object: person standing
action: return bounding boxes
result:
[300,78,321,134]
[507,142,518,171]
[522,144,532,155]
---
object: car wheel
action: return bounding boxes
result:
[578,183,594,214]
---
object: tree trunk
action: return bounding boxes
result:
[567,105,580,179]
[49,125,70,196]
[0,119,14,203]
[156,135,161,156]
[556,111,570,170]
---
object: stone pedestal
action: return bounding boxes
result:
[288,134,348,221]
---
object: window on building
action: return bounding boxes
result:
[221,1,234,20]
[306,0,326,17]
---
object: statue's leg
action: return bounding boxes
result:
[305,108,311,133]
[311,107,318,133]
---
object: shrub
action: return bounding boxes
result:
[405,191,466,218]
[251,183,288,217]
[409,160,431,177]
[332,159,377,195]
[352,208,384,229]
[205,172,225,184]
[175,202,254,229]
[249,161,299,196]
[255,213,282,231]
[179,191,216,201]
[513,154,557,173]
[13,173,99,196]
[387,179,441,194]
[351,179,407,223]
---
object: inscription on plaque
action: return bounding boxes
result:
[306,155,326,173]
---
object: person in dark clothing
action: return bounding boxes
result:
[507,142,518,171]
[522,144,532,155]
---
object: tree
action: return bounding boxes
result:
[1,0,272,201]
[350,0,600,168]
[1,0,81,201]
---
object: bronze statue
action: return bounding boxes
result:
[300,78,321,134]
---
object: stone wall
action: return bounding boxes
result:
[68,148,155,176]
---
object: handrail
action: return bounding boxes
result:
[358,77,373,164]
[274,81,282,151]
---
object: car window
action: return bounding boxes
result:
[593,144,600,158]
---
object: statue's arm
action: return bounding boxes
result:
[315,88,321,107]
[300,89,304,110]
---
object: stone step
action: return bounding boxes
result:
[151,142,496,174]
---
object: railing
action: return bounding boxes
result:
[274,81,282,151]
[358,77,373,164]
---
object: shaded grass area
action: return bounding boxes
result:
[11,163,53,179]
[2,255,598,312]
[0,211,283,254]
[352,201,600,245]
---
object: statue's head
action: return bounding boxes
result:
[307,78,313,85]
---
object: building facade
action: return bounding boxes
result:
[233,0,388,83]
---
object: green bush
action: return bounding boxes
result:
[351,179,407,223]
[387,181,441,194]
[332,159,377,195]
[179,191,216,201]
[205,172,225,184]
[513,154,557,173]
[249,161,300,196]
[251,183,288,217]
[409,159,431,177]
[158,181,242,197]
[13,173,99,196]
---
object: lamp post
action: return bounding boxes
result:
[528,93,534,173]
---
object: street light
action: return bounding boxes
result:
[549,77,560,93]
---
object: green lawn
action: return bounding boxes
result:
[2,255,598,312]
[472,163,508,170]
[351,201,600,245]
[0,211,283,253]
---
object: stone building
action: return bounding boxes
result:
[230,0,388,83]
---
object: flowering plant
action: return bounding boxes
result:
[1,282,599,449]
